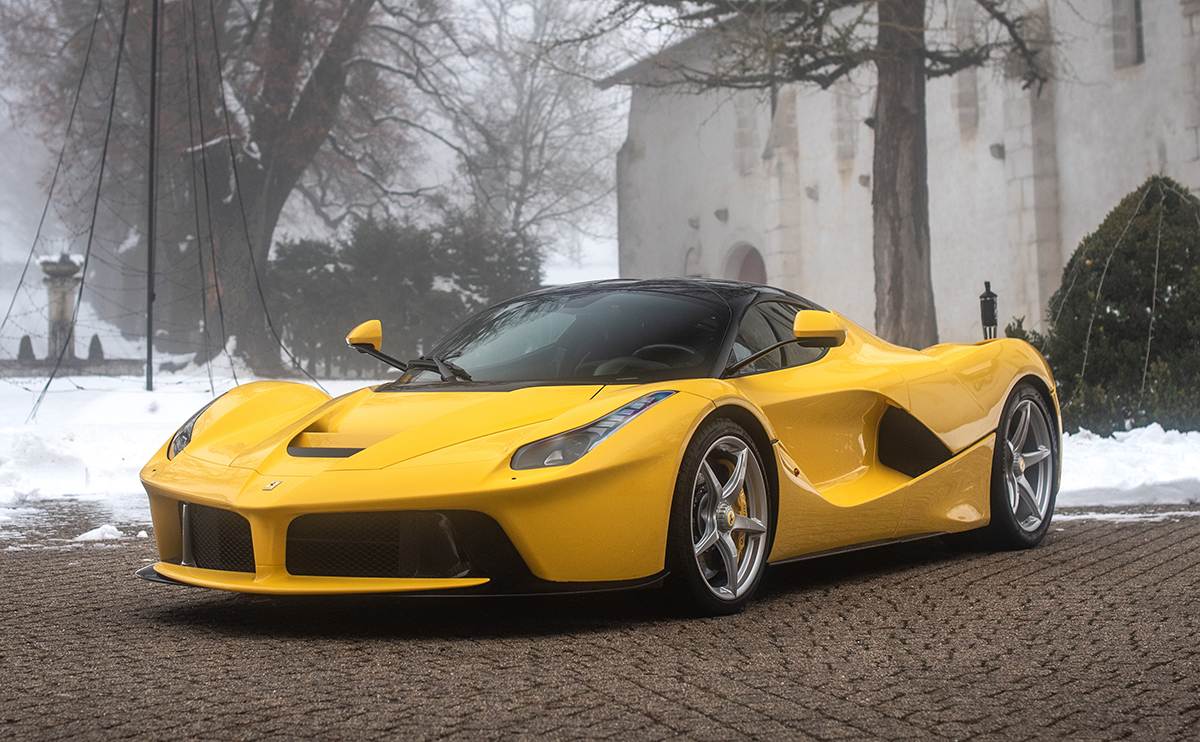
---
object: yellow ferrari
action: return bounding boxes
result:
[137,279,1061,614]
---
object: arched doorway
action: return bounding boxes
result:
[727,245,766,284]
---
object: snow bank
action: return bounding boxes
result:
[1059,424,1200,506]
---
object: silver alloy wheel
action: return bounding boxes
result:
[689,435,769,600]
[1003,398,1055,532]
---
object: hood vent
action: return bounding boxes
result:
[287,431,382,459]
[287,445,363,458]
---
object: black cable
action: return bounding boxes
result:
[0,0,106,347]
[203,0,327,393]
[144,0,160,392]
[30,0,134,421]
[182,1,215,396]
[186,0,236,385]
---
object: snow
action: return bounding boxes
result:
[0,367,378,540]
[1058,424,1200,507]
[1,371,1197,541]
[74,524,123,541]
[1054,510,1200,523]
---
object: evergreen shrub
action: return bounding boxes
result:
[1007,175,1200,435]
[267,211,541,377]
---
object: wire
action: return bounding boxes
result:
[1077,184,1151,386]
[0,0,106,345]
[187,0,236,386]
[31,0,134,421]
[1140,185,1165,396]
[203,0,327,394]
[182,1,215,396]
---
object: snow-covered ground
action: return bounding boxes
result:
[2,371,1198,545]
[0,367,376,545]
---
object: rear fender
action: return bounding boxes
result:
[914,338,1057,451]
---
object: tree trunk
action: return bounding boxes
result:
[209,175,283,376]
[193,0,375,376]
[872,0,938,348]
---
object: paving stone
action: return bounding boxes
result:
[2,506,1199,739]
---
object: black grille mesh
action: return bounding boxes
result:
[287,512,473,579]
[186,503,255,573]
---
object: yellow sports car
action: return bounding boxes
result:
[137,279,1060,614]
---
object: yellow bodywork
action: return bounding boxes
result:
[345,319,382,351]
[140,314,1059,594]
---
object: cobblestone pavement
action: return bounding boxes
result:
[2,506,1199,741]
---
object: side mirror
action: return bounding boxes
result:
[346,320,408,372]
[346,320,382,352]
[793,310,847,348]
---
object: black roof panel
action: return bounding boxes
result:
[529,278,823,312]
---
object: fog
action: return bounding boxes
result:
[0,113,60,265]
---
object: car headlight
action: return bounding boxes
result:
[167,398,220,460]
[511,391,676,470]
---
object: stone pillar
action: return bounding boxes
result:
[762,86,803,292]
[1182,0,1200,160]
[1003,6,1061,334]
[42,254,82,362]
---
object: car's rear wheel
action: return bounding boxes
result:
[984,382,1059,549]
[667,419,774,615]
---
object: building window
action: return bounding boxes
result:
[834,80,857,169]
[1112,0,1146,69]
[734,92,761,177]
[954,0,979,134]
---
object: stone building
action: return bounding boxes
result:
[609,0,1195,342]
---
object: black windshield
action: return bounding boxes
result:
[387,289,732,386]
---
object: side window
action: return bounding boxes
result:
[729,302,825,376]
[758,302,826,368]
[729,306,782,375]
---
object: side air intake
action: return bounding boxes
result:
[877,406,953,479]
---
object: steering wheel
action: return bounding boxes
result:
[592,356,670,376]
[632,344,701,366]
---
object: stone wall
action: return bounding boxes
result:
[615,0,1200,343]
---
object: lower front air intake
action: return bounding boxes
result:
[286,511,475,579]
[180,502,255,573]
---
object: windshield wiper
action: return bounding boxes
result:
[407,354,472,382]
[432,354,472,382]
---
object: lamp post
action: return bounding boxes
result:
[980,281,998,340]
[145,0,160,391]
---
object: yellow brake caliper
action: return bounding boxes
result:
[734,490,747,555]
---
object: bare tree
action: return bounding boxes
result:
[0,0,453,372]
[579,0,1048,348]
[415,0,621,250]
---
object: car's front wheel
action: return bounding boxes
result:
[985,382,1060,549]
[667,419,774,615]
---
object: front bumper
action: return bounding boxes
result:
[138,393,700,595]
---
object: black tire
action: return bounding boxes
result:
[666,419,776,615]
[982,381,1060,549]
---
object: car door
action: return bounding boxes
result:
[728,301,912,558]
